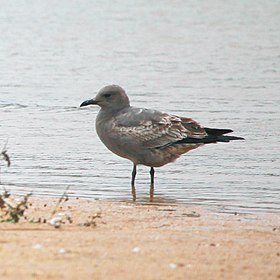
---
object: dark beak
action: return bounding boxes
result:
[80,99,98,107]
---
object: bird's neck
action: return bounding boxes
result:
[99,105,130,118]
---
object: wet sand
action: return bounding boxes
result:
[0,197,279,280]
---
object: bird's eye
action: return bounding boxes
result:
[104,93,112,98]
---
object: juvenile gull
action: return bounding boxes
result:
[80,85,244,202]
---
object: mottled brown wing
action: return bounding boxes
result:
[113,107,207,149]
[143,114,207,148]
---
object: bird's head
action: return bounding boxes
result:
[80,85,130,111]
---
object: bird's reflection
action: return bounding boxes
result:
[119,193,178,206]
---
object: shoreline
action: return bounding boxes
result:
[0,196,279,279]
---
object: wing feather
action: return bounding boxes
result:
[112,107,207,148]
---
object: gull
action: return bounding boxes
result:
[80,85,244,202]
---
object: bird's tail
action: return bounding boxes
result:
[175,127,244,144]
[204,127,244,142]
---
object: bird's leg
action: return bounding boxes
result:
[131,164,137,202]
[149,167,155,202]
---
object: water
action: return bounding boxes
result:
[0,0,279,213]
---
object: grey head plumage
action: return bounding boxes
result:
[80,85,130,112]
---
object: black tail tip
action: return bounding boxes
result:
[222,135,245,141]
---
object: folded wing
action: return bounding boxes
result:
[113,107,207,149]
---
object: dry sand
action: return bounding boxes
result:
[0,197,279,280]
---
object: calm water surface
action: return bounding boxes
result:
[0,0,279,213]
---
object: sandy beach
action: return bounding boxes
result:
[0,196,279,280]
